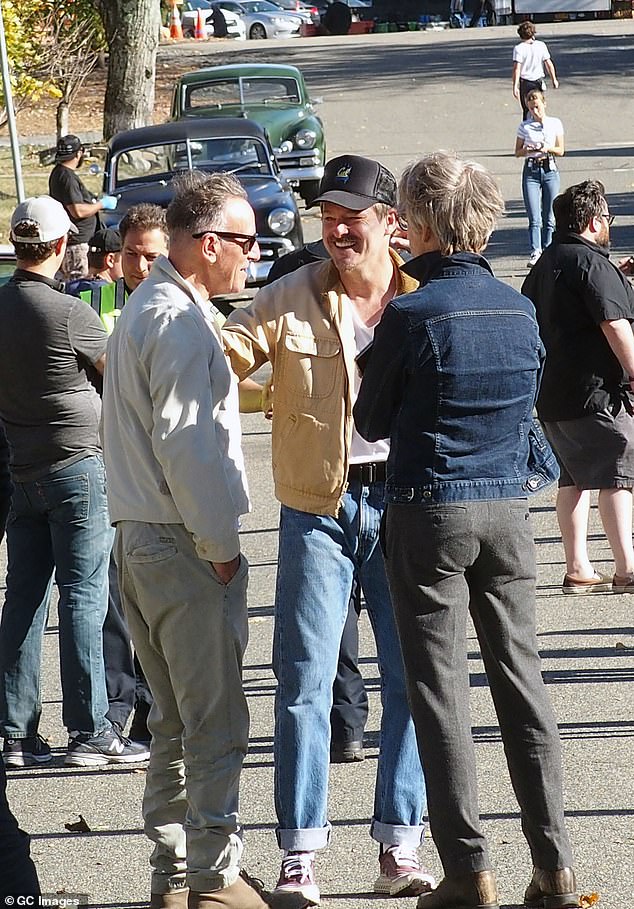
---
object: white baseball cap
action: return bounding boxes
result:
[10,196,78,244]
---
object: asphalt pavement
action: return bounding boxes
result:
[2,19,634,909]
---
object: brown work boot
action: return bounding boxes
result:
[417,871,499,909]
[523,867,578,908]
[149,890,189,909]
[188,871,314,908]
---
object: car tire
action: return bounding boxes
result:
[299,179,321,206]
[249,22,268,38]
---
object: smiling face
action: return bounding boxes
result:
[211,195,259,294]
[321,201,394,273]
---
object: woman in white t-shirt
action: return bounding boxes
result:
[512,20,559,119]
[514,89,565,267]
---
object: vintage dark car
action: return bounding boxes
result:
[101,118,303,285]
[170,63,325,205]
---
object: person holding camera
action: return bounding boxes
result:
[514,89,564,268]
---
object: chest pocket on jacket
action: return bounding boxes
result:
[280,334,341,399]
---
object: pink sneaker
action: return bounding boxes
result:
[274,851,320,905]
[374,844,436,897]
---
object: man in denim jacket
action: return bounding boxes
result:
[354,152,577,909]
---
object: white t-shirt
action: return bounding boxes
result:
[517,115,564,157]
[349,305,389,464]
[513,39,551,81]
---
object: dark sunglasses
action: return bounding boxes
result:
[192,230,257,254]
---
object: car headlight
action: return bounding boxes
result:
[268,208,295,236]
[294,129,317,150]
[272,16,289,25]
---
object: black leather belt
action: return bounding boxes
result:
[348,461,387,484]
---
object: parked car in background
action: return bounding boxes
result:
[315,0,371,20]
[181,0,247,37]
[271,0,319,23]
[171,64,325,205]
[101,118,303,285]
[211,0,303,38]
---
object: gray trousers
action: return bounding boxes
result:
[383,499,574,877]
[115,521,249,895]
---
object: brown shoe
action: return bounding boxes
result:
[188,871,314,909]
[149,891,189,909]
[524,867,578,908]
[417,871,499,909]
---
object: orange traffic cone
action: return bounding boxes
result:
[194,8,206,39]
[170,1,184,39]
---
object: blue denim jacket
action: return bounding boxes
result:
[353,251,559,504]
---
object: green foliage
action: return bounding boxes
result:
[0,0,106,119]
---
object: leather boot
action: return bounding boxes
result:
[188,871,314,909]
[524,867,578,908]
[417,871,499,909]
[149,890,189,909]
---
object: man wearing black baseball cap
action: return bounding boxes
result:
[222,155,434,903]
[49,134,118,283]
[66,228,123,298]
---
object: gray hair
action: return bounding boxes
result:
[399,152,504,254]
[166,170,248,237]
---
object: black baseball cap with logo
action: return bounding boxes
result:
[55,134,83,163]
[88,228,122,254]
[310,155,397,210]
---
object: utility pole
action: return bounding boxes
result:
[0,0,25,202]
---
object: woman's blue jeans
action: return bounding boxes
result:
[273,480,426,852]
[0,455,113,737]
[522,163,560,255]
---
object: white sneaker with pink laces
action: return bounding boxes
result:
[274,851,320,905]
[374,844,436,897]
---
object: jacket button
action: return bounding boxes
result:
[423,490,431,498]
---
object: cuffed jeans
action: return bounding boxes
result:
[273,480,426,852]
[115,521,249,895]
[383,499,574,876]
[522,163,560,255]
[0,455,112,737]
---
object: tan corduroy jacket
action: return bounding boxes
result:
[222,250,418,516]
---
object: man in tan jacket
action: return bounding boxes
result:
[223,155,433,904]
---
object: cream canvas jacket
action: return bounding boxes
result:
[223,251,417,516]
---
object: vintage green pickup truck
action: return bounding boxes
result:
[171,63,326,205]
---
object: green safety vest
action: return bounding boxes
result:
[80,278,128,335]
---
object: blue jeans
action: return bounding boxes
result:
[0,455,113,737]
[522,163,560,255]
[273,480,426,852]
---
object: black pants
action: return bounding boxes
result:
[384,499,574,875]
[0,489,40,899]
[330,578,368,744]
[104,550,152,729]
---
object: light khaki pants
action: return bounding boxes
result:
[115,521,249,895]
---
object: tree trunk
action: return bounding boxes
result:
[56,99,69,139]
[95,0,161,140]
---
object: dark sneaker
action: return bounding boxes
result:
[3,734,52,768]
[374,844,436,897]
[329,739,364,763]
[65,725,150,766]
